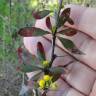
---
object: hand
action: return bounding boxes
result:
[24,5,96,96]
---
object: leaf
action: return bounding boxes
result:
[49,67,64,82]
[46,16,52,30]
[57,16,67,28]
[67,18,74,25]
[17,47,38,65]
[31,71,42,81]
[20,64,41,73]
[32,10,51,19]
[37,42,46,62]
[21,48,38,65]
[58,28,77,36]
[71,47,84,54]
[59,37,84,54]
[60,8,74,26]
[54,9,67,28]
[61,8,70,17]
[59,37,74,49]
[17,48,42,72]
[19,84,29,96]
[18,27,49,37]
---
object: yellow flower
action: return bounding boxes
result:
[38,75,57,90]
[39,79,45,89]
[44,75,52,81]
[42,60,49,67]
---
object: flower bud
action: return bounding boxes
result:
[42,60,49,67]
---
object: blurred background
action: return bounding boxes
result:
[0,0,96,96]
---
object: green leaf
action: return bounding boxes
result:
[17,48,42,72]
[32,10,51,19]
[49,67,64,82]
[17,47,38,65]
[59,37,84,54]
[57,16,67,28]
[19,48,41,71]
[18,27,50,37]
[20,64,41,73]
[59,37,74,49]
[37,42,46,62]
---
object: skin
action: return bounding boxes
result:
[24,4,96,96]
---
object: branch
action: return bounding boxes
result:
[50,0,63,67]
[58,61,75,68]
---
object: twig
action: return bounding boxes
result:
[58,61,74,68]
[50,0,63,67]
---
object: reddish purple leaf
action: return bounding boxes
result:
[61,8,70,17]
[32,10,51,19]
[46,16,52,30]
[32,11,41,19]
[37,42,45,55]
[67,18,74,25]
[60,8,74,25]
[37,42,46,61]
[64,30,77,36]
[58,28,77,36]
[18,27,49,37]
[57,8,73,28]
